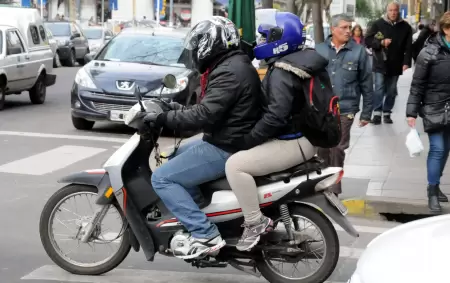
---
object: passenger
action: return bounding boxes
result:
[225,12,329,251]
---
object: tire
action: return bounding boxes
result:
[77,49,89,66]
[0,83,5,111]
[72,115,95,130]
[53,52,61,68]
[65,49,76,67]
[256,205,340,283]
[39,184,132,275]
[29,74,46,104]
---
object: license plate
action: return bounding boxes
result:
[108,110,127,122]
[324,191,348,216]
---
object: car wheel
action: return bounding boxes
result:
[53,52,61,68]
[29,74,46,104]
[77,49,89,66]
[0,82,5,111]
[71,115,95,130]
[65,49,76,67]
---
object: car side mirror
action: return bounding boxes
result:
[70,33,81,40]
[104,35,112,41]
[84,52,95,63]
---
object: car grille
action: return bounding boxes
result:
[92,102,132,113]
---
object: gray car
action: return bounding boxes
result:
[44,21,90,67]
[83,27,114,53]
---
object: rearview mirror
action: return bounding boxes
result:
[162,74,177,89]
[70,33,81,40]
[7,46,22,55]
[84,52,95,63]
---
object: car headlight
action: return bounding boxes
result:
[148,76,188,95]
[74,68,97,89]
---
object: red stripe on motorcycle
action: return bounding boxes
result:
[156,202,273,227]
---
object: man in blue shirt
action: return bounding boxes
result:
[315,14,373,194]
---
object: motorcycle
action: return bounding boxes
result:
[39,74,359,283]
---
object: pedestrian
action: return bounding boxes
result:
[413,23,424,42]
[406,11,450,213]
[54,13,60,21]
[352,24,365,45]
[411,19,437,62]
[365,2,412,125]
[315,14,373,195]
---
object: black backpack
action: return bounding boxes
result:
[295,72,342,148]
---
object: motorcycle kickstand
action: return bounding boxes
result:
[80,205,111,243]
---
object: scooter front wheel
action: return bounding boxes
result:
[39,184,132,275]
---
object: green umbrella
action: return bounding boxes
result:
[228,0,256,44]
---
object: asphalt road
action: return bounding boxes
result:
[0,67,400,283]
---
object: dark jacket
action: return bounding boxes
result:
[160,50,262,153]
[365,16,412,76]
[406,34,450,133]
[237,49,329,150]
[412,27,436,61]
[315,37,373,120]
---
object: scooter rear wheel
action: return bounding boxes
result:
[39,184,132,275]
[256,204,340,283]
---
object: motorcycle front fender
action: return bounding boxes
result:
[295,194,359,238]
[58,169,113,205]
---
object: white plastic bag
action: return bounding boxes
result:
[405,128,424,157]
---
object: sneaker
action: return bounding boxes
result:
[236,216,274,251]
[173,235,226,260]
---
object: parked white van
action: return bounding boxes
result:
[0,7,56,110]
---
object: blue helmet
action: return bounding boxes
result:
[254,11,306,60]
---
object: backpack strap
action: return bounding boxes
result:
[309,77,314,106]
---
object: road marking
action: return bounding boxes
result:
[0,146,107,175]
[0,131,129,143]
[21,265,346,283]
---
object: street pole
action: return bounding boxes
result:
[40,0,43,19]
[101,0,105,44]
[156,0,160,26]
[132,0,136,25]
[169,0,174,27]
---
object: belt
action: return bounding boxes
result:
[278,132,303,140]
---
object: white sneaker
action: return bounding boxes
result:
[173,235,226,260]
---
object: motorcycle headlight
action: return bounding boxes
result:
[74,68,97,89]
[149,75,189,95]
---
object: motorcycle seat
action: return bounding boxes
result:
[199,156,325,192]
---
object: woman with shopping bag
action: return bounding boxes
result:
[406,12,450,213]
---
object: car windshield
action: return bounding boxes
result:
[96,34,186,67]
[44,22,70,37]
[84,29,103,39]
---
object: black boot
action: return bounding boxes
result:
[383,114,393,124]
[437,185,449,202]
[371,115,381,125]
[428,185,442,213]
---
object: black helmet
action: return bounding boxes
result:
[183,16,240,73]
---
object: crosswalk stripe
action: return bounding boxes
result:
[0,145,107,175]
[21,265,346,283]
[0,130,129,143]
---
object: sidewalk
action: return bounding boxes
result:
[341,68,450,217]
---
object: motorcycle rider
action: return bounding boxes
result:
[225,12,328,251]
[143,16,262,259]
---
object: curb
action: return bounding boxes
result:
[342,196,450,218]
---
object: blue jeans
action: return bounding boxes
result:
[373,73,399,115]
[427,129,450,185]
[151,139,231,239]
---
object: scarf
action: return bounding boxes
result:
[199,68,211,101]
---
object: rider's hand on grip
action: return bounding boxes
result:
[168,101,185,111]
[143,112,161,127]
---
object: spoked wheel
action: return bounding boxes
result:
[39,184,131,275]
[256,205,340,283]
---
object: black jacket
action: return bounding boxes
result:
[238,49,329,150]
[406,34,450,133]
[365,16,412,76]
[412,27,435,61]
[160,50,262,153]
